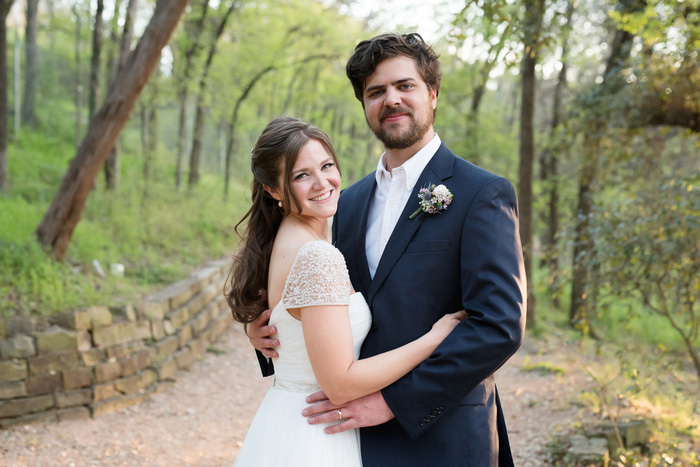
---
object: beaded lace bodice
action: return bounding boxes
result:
[284,241,352,308]
[269,241,372,386]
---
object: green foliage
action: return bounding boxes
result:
[588,173,700,379]
[198,0,371,185]
[608,0,700,53]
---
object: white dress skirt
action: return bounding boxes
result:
[234,241,372,467]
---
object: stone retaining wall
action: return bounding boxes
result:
[0,259,232,428]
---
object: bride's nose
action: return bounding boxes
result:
[311,174,326,190]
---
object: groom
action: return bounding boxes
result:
[249,33,526,465]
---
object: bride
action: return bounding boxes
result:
[227,116,465,466]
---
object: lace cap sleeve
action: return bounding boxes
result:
[283,241,351,309]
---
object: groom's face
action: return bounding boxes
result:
[362,55,437,151]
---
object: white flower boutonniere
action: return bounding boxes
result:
[409,184,454,219]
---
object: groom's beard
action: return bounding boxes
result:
[368,105,434,150]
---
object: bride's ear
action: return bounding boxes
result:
[263,184,280,202]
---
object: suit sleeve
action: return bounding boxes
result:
[381,176,526,440]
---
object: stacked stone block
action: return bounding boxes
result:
[0,259,232,428]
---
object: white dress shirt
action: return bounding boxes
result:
[365,134,442,278]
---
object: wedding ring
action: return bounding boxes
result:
[337,408,343,420]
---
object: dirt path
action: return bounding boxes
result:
[0,325,591,466]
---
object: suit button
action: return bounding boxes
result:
[419,418,428,426]
[369,324,377,334]
[427,415,434,421]
[436,407,444,414]
[431,410,438,417]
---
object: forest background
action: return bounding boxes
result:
[0,0,698,463]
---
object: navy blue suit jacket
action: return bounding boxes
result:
[332,143,526,466]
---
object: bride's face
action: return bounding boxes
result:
[284,139,341,221]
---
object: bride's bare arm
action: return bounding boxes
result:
[298,305,466,406]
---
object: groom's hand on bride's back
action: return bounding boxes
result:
[301,391,394,434]
[248,309,279,359]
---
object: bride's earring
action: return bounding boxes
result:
[278,201,282,208]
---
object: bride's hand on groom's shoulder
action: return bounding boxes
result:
[247,309,279,358]
[302,391,394,434]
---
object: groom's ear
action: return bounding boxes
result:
[263,184,280,201]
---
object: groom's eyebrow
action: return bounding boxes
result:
[364,83,385,94]
[365,77,416,94]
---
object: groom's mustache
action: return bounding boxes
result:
[380,106,414,122]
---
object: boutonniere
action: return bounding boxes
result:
[409,184,453,219]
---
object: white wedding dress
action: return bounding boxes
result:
[234,241,372,467]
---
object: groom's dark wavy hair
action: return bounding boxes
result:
[346,32,442,106]
[226,116,340,326]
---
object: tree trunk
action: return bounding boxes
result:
[467,23,512,165]
[140,71,158,182]
[0,1,14,194]
[21,0,38,127]
[147,76,158,158]
[13,27,19,135]
[118,0,137,71]
[175,0,210,190]
[35,0,189,260]
[140,103,150,181]
[105,0,122,85]
[100,0,121,190]
[224,65,275,198]
[104,0,137,191]
[282,72,299,114]
[466,85,484,165]
[188,2,237,190]
[187,101,204,188]
[569,130,598,326]
[518,0,544,329]
[540,0,574,310]
[73,5,83,147]
[569,6,638,327]
[88,0,104,120]
[519,49,536,329]
[175,87,188,189]
[139,72,158,206]
[46,0,57,87]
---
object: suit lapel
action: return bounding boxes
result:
[350,175,375,296]
[368,144,456,303]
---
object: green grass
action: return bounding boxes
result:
[530,257,691,353]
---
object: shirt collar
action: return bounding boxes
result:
[374,134,442,194]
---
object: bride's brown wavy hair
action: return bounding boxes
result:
[227,116,340,326]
